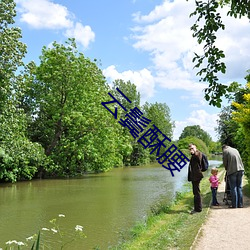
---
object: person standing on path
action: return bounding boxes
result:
[188,143,203,214]
[222,144,244,208]
[209,168,220,206]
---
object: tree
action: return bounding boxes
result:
[216,72,250,153]
[0,0,27,109]
[24,39,125,175]
[179,125,212,147]
[177,136,209,156]
[142,102,174,161]
[231,81,250,177]
[0,0,48,182]
[111,80,145,166]
[216,106,239,146]
[189,0,250,107]
[209,141,222,154]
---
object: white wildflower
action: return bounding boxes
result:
[51,228,58,233]
[17,241,25,246]
[26,236,34,241]
[58,214,65,217]
[42,227,50,231]
[6,240,17,245]
[75,225,83,231]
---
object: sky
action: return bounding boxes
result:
[14,0,250,141]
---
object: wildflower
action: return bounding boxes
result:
[17,241,25,246]
[58,214,65,217]
[42,227,50,231]
[26,236,34,241]
[6,240,17,245]
[75,225,83,232]
[5,240,24,246]
[51,228,58,233]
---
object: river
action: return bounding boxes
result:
[0,158,222,249]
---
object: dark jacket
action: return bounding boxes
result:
[188,150,203,182]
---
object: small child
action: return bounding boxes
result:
[209,168,220,206]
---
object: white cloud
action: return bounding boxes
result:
[173,110,219,141]
[103,65,155,103]
[16,0,73,29]
[129,0,250,97]
[65,22,95,48]
[16,0,95,49]
[214,7,250,81]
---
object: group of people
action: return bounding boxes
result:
[188,143,244,214]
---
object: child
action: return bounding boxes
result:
[209,168,220,206]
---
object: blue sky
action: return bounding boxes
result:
[14,0,250,141]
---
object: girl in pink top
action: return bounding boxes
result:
[209,168,220,206]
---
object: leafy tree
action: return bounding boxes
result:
[209,141,222,154]
[231,81,250,177]
[24,39,125,175]
[189,0,250,107]
[216,106,239,146]
[179,125,212,147]
[0,0,27,109]
[142,102,174,161]
[0,0,47,182]
[178,136,209,156]
[111,80,146,166]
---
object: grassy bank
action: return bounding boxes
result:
[110,168,225,250]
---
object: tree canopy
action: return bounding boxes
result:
[0,0,48,182]
[179,125,212,146]
[177,136,209,156]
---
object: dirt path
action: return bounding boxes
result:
[192,174,250,250]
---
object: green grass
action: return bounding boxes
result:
[110,170,226,250]
[243,177,250,197]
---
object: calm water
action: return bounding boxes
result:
[0,159,222,249]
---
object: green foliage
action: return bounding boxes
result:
[189,0,250,107]
[0,108,50,182]
[0,0,27,108]
[0,0,48,182]
[216,106,240,146]
[110,80,143,166]
[177,136,209,156]
[142,102,174,161]
[216,72,250,177]
[209,141,222,154]
[23,39,126,175]
[0,0,176,180]
[179,125,212,147]
[231,79,250,177]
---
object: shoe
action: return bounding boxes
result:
[238,205,243,208]
[190,209,201,214]
[228,205,236,208]
[212,203,220,206]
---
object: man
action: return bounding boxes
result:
[222,144,244,208]
[188,143,204,214]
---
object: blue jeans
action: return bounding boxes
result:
[228,170,244,208]
[211,187,218,205]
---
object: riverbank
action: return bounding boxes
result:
[111,168,225,249]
